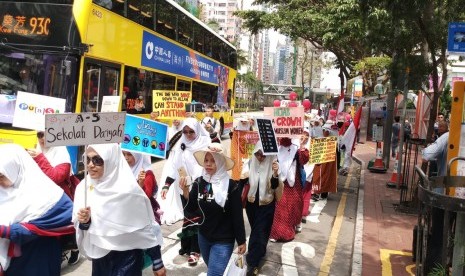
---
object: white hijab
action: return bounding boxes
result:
[200,152,230,207]
[248,141,275,202]
[277,142,298,187]
[0,144,64,270]
[162,118,211,185]
[38,144,71,168]
[73,143,161,259]
[127,151,152,178]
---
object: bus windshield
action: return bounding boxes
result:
[0,52,78,124]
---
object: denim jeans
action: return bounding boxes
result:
[198,232,234,276]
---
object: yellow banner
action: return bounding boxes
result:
[309,136,337,164]
[152,90,191,119]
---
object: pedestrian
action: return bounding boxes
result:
[159,118,210,265]
[168,119,183,140]
[122,150,165,276]
[201,104,221,143]
[27,130,80,265]
[0,143,73,276]
[269,136,309,242]
[391,116,401,158]
[179,143,246,276]
[73,143,163,275]
[244,141,282,276]
[300,129,314,222]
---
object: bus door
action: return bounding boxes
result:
[81,59,121,113]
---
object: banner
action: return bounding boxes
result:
[152,90,191,119]
[264,106,305,138]
[308,136,337,164]
[230,130,259,180]
[44,112,126,147]
[255,118,278,155]
[121,114,168,159]
[13,91,66,131]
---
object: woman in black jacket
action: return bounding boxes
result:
[179,143,246,276]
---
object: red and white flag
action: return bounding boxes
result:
[337,90,345,114]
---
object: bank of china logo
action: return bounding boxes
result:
[145,41,154,60]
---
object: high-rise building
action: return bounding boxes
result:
[199,0,240,42]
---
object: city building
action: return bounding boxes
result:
[199,0,240,42]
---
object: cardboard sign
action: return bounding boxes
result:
[230,130,260,180]
[13,91,66,131]
[255,118,278,155]
[264,106,305,138]
[308,136,337,164]
[44,112,126,146]
[152,90,191,119]
[121,114,168,159]
[101,96,120,112]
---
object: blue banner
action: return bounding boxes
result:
[122,114,168,159]
[448,22,465,54]
[141,31,229,85]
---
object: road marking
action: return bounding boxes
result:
[380,249,413,276]
[282,242,315,275]
[318,169,352,276]
[306,198,327,223]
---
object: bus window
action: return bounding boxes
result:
[192,81,217,106]
[123,66,152,114]
[0,52,78,123]
[152,72,175,90]
[177,79,191,92]
[127,0,153,29]
[156,0,176,41]
[82,61,120,112]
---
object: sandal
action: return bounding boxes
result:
[188,252,200,266]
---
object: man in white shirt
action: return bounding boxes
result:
[201,105,221,143]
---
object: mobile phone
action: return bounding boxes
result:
[178,167,187,178]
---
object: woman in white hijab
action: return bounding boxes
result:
[27,131,74,200]
[158,118,210,265]
[269,136,310,242]
[179,143,246,275]
[73,143,162,275]
[0,143,73,276]
[244,141,281,275]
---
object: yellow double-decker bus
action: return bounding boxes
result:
[0,0,237,165]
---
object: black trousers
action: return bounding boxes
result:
[245,198,276,268]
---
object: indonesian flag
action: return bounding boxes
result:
[337,89,345,114]
[341,106,362,156]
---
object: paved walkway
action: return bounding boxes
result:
[353,141,417,276]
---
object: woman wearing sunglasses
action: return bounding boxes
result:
[158,117,211,265]
[0,143,73,276]
[73,143,163,275]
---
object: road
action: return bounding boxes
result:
[61,112,361,276]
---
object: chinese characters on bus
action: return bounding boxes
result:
[0,14,51,36]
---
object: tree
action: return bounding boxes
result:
[353,56,391,95]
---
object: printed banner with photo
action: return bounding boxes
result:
[152,90,191,119]
[121,114,168,159]
[230,130,260,180]
[308,136,337,164]
[44,112,126,147]
[264,106,305,138]
[13,91,66,131]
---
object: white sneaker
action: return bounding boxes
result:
[269,238,277,243]
[295,224,302,233]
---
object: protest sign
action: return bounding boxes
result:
[101,96,120,112]
[13,91,66,131]
[152,90,191,119]
[308,136,337,164]
[255,118,278,155]
[264,106,305,138]
[44,112,126,147]
[230,130,260,180]
[121,114,168,159]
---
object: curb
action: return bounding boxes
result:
[351,154,365,276]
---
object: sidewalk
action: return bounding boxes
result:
[353,141,417,276]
